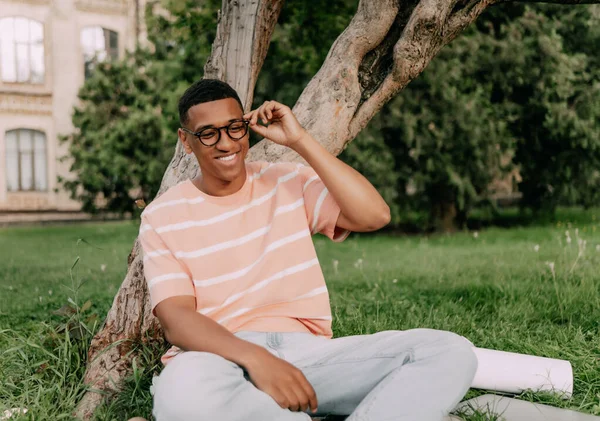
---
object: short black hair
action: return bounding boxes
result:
[178,79,244,126]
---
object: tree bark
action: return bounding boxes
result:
[77,0,600,418]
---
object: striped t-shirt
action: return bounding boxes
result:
[139,161,350,364]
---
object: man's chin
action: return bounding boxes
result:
[212,165,245,183]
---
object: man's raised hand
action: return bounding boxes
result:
[243,101,307,148]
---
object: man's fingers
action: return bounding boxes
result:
[245,101,285,125]
[291,384,312,412]
[283,388,300,411]
[245,100,290,130]
[244,110,258,126]
[259,107,268,125]
[266,102,277,120]
[276,396,289,410]
[259,101,270,124]
[297,373,318,412]
[249,122,268,138]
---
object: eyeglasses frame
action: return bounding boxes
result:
[180,119,250,147]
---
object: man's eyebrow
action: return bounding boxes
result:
[193,118,243,132]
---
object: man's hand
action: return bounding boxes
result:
[243,101,307,148]
[243,347,318,414]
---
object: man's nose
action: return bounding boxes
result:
[216,129,237,148]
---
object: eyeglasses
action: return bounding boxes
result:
[181,120,250,147]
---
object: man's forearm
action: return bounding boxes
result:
[165,307,268,368]
[291,132,390,230]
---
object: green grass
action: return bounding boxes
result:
[1,210,600,420]
[0,221,140,328]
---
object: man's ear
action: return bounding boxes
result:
[178,129,193,154]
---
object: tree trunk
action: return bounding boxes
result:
[432,200,459,232]
[77,0,600,417]
[75,1,283,418]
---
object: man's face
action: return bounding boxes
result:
[178,98,249,183]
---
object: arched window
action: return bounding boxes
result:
[80,26,118,79]
[5,129,47,191]
[0,17,45,83]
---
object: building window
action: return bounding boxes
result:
[5,129,47,192]
[81,27,118,79]
[0,17,45,84]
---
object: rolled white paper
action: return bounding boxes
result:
[471,347,573,398]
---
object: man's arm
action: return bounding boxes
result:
[156,296,263,365]
[155,296,319,414]
[291,134,390,232]
[244,101,391,233]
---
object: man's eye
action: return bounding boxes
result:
[229,123,245,132]
[199,130,217,139]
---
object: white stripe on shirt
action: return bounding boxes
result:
[143,249,172,262]
[303,175,319,192]
[143,166,274,216]
[274,198,304,215]
[139,223,153,234]
[147,272,190,288]
[199,258,320,314]
[251,163,274,180]
[144,197,205,215]
[176,225,272,259]
[156,171,299,234]
[291,286,328,302]
[148,200,305,261]
[217,286,328,324]
[193,228,310,287]
[311,187,329,234]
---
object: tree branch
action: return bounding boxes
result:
[247,0,403,163]
[502,0,600,3]
[348,0,461,139]
[204,0,284,111]
[446,0,497,41]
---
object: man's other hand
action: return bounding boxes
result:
[243,347,318,414]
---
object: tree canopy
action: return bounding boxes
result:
[61,1,600,229]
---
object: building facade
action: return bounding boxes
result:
[0,0,141,215]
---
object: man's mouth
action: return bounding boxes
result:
[215,152,239,163]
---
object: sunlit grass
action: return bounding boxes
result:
[1,209,599,420]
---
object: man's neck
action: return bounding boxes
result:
[193,171,247,197]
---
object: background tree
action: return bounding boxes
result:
[73,0,600,417]
[506,7,600,213]
[59,0,220,214]
[64,2,600,228]
[58,57,170,214]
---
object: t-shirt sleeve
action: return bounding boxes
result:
[139,213,195,314]
[298,164,351,242]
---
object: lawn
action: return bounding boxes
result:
[1,209,599,420]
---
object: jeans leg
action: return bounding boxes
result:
[280,329,477,421]
[152,346,311,421]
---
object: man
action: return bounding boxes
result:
[139,79,477,421]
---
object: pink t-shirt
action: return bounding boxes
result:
[139,161,350,363]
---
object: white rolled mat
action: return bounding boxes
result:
[471,347,573,398]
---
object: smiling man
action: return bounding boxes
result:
[139,79,477,421]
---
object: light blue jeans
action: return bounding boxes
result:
[152,329,477,421]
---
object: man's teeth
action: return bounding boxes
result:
[218,154,236,161]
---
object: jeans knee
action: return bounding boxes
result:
[438,330,478,380]
[153,352,244,420]
[411,329,478,373]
